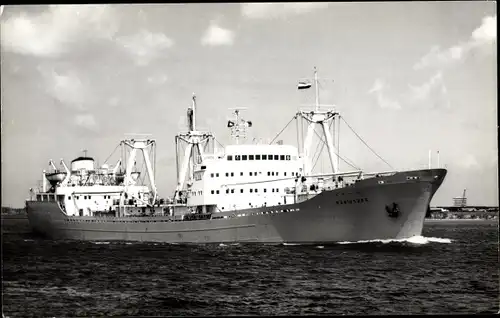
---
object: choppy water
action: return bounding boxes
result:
[2,222,498,316]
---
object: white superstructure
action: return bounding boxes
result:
[31,139,166,217]
[174,68,359,214]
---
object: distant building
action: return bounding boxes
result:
[453,197,467,207]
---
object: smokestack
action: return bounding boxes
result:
[437,150,440,168]
[428,150,432,169]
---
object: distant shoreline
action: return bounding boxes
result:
[424,218,498,224]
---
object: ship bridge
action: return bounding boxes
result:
[187,143,305,212]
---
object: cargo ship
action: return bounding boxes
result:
[26,68,447,243]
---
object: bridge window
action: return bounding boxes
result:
[268,172,271,176]
[255,189,258,193]
[276,188,279,192]
[216,173,219,177]
[276,172,279,176]
[250,172,253,176]
[68,196,71,200]
[284,172,287,176]
[292,172,295,176]
[274,155,279,160]
[231,189,235,193]
[250,189,253,193]
[216,190,220,194]
[268,154,273,160]
[264,189,267,193]
[280,155,285,160]
[235,155,241,161]
[272,189,275,193]
[226,189,229,194]
[255,171,258,176]
[227,155,233,161]
[286,155,291,160]
[240,172,243,176]
[225,172,229,177]
[249,155,254,160]
[240,189,243,193]
[242,155,248,160]
[256,155,261,160]
[211,190,214,194]
[211,173,214,178]
[262,154,267,160]
[231,172,234,177]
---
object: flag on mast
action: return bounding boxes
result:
[298,81,312,90]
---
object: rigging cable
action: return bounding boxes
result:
[214,137,225,150]
[269,115,297,145]
[311,119,333,170]
[311,125,360,171]
[340,116,393,169]
[103,142,121,165]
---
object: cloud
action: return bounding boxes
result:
[408,72,446,101]
[117,29,174,65]
[368,73,450,110]
[75,113,97,130]
[0,5,118,58]
[241,3,330,19]
[201,22,235,46]
[408,72,450,109]
[368,79,401,110]
[37,65,87,110]
[370,16,495,110]
[414,15,496,70]
[472,15,496,43]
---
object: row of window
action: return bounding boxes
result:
[190,187,286,196]
[336,198,369,205]
[67,195,113,200]
[227,154,294,161]
[210,171,298,178]
[208,188,281,195]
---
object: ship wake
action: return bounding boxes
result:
[337,236,452,245]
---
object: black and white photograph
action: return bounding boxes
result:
[1,2,498,316]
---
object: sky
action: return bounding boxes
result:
[1,2,497,208]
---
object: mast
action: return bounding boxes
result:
[192,93,196,131]
[121,137,157,205]
[175,94,214,201]
[298,67,339,175]
[428,150,432,169]
[314,66,319,110]
[228,108,251,145]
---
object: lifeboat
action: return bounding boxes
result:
[45,171,67,187]
[131,172,141,181]
[114,173,125,184]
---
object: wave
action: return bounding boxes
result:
[337,235,452,245]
